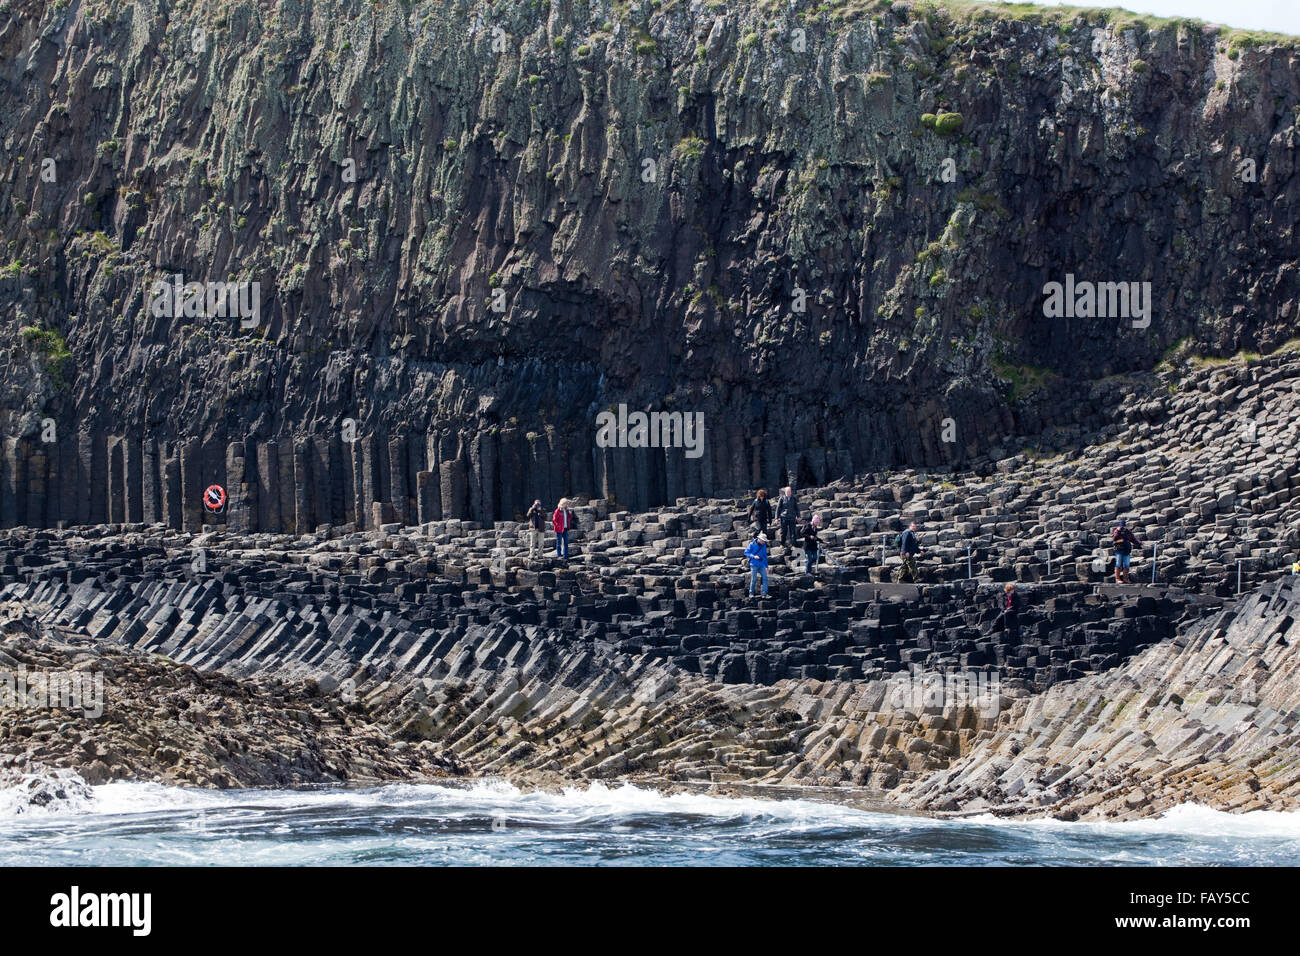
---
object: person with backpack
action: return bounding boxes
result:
[747,488,772,537]
[526,499,547,559]
[801,513,822,575]
[898,521,924,583]
[775,486,800,553]
[988,582,1020,637]
[745,533,770,598]
[553,497,576,560]
[1111,517,1141,584]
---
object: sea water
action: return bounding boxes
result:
[2,779,1298,866]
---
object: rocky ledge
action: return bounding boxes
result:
[2,576,1296,821]
[0,608,463,789]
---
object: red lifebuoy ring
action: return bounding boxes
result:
[203,484,228,513]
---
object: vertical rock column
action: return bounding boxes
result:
[141,439,161,524]
[496,428,525,520]
[525,432,551,510]
[26,446,47,527]
[292,439,312,534]
[226,441,253,533]
[57,434,77,526]
[569,430,594,507]
[469,432,497,523]
[347,437,364,529]
[761,434,784,496]
[257,441,280,533]
[440,455,468,520]
[416,471,436,523]
[663,446,684,507]
[162,445,183,529]
[277,442,295,534]
[388,436,408,526]
[73,433,90,525]
[312,437,336,528]
[422,433,442,521]
[360,436,383,530]
[86,431,107,524]
[107,437,125,523]
[1,438,23,527]
[124,438,144,523]
[179,440,203,531]
[38,434,60,527]
[340,437,356,528]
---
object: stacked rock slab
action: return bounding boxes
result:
[897,578,1300,819]
[0,532,1221,693]
[4,575,1298,819]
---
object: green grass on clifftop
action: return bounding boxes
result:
[817,0,1299,42]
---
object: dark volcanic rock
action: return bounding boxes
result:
[1,2,1298,525]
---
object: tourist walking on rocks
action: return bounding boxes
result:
[747,488,772,536]
[526,499,547,559]
[745,533,770,598]
[553,498,576,560]
[1111,518,1142,584]
[988,582,1020,637]
[776,486,800,552]
[899,521,925,583]
[801,513,822,575]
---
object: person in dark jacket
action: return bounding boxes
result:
[775,486,800,553]
[1111,517,1141,584]
[899,521,924,582]
[747,489,772,536]
[526,499,547,559]
[988,583,1020,636]
[801,513,822,575]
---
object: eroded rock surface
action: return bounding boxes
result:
[0,609,464,788]
[2,1,1298,522]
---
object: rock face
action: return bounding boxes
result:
[4,564,1298,818]
[0,609,464,788]
[3,352,1300,814]
[900,577,1300,819]
[2,1,1299,522]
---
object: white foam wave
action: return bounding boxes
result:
[963,802,1300,838]
[7,774,1299,843]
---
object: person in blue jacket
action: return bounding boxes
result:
[745,533,770,598]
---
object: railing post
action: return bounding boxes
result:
[967,545,972,580]
[1151,543,1157,586]
[1237,559,1243,595]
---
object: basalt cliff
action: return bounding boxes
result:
[4,349,1300,819]
[1,0,1299,526]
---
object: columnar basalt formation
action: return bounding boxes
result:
[5,348,1300,591]
[3,1,1300,821]
[3,352,1298,816]
[4,564,1298,819]
[898,578,1300,819]
[2,1,1298,521]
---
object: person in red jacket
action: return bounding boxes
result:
[552,497,575,559]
